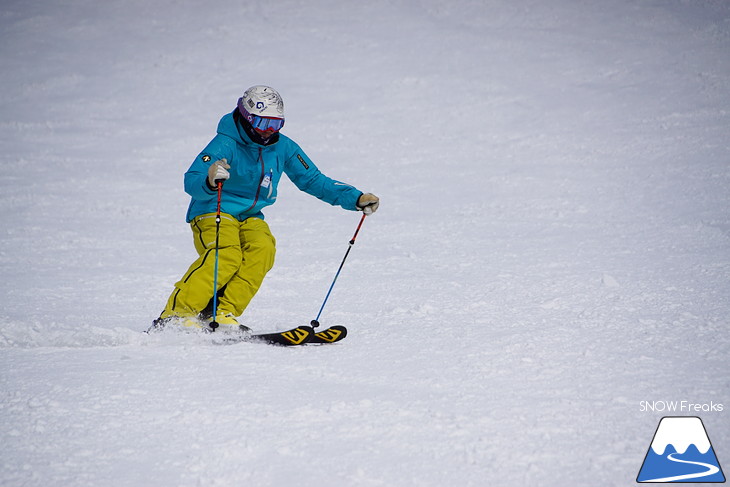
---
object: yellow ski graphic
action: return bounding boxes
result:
[314,329,343,343]
[280,328,311,345]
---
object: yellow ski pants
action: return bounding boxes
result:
[161,214,276,319]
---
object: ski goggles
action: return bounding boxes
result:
[238,98,285,132]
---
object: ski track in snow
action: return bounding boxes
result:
[1,0,729,485]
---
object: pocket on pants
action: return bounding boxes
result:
[191,213,240,254]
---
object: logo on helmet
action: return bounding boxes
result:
[240,85,285,118]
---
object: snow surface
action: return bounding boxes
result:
[1,0,729,485]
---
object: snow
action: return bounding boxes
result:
[1,0,729,485]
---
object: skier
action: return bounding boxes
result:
[154,85,379,332]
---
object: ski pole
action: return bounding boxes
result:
[209,180,224,331]
[311,213,367,328]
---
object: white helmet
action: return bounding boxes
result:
[238,85,284,119]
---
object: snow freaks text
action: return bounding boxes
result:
[639,401,724,413]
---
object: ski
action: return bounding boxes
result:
[249,325,314,346]
[215,325,346,345]
[222,325,346,345]
[308,325,348,344]
[148,320,345,346]
[209,325,314,346]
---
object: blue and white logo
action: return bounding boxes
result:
[637,416,725,483]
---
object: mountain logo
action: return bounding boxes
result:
[637,416,725,483]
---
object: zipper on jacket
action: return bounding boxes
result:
[241,147,266,214]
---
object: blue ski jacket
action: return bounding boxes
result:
[184,110,363,222]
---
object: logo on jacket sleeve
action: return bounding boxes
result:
[202,155,211,163]
[296,154,309,169]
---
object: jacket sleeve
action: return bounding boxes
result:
[283,142,362,211]
[184,135,234,200]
